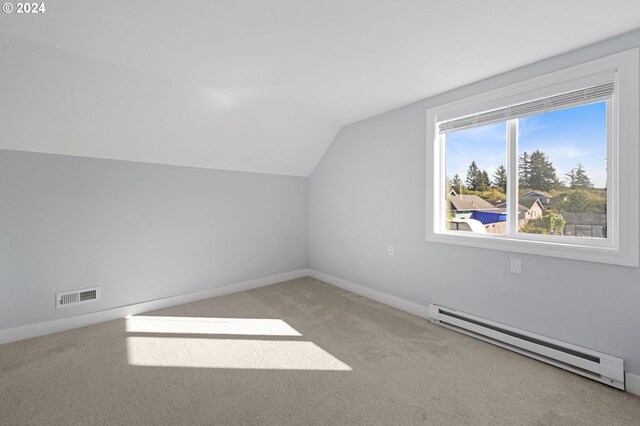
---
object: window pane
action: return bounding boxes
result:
[445,122,507,235]
[517,102,607,239]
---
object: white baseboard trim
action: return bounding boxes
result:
[308,269,429,318]
[0,269,312,345]
[626,372,640,396]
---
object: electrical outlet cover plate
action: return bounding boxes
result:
[510,258,522,274]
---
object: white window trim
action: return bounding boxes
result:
[426,48,639,267]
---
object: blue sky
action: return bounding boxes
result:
[445,101,607,189]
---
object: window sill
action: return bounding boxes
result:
[427,231,637,267]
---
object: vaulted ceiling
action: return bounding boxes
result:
[2,1,640,176]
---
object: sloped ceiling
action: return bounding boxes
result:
[1,1,640,176]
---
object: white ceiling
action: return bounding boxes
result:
[1,1,640,176]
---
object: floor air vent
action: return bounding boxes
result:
[428,304,625,390]
[56,287,101,308]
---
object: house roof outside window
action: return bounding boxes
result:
[448,194,498,211]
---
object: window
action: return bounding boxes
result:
[426,49,639,266]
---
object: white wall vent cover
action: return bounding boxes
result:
[56,287,101,308]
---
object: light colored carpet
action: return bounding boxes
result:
[1,277,639,425]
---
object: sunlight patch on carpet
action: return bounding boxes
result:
[126,316,302,336]
[127,337,352,370]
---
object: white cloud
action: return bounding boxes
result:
[564,147,591,159]
[518,116,548,137]
[540,142,591,160]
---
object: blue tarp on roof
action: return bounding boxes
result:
[472,210,507,224]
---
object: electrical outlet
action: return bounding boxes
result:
[388,245,394,256]
[510,258,522,274]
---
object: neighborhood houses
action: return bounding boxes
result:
[447,153,607,238]
[522,191,552,206]
[447,191,544,234]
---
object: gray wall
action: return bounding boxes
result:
[309,30,640,374]
[0,150,307,330]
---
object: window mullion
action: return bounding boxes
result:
[438,133,447,233]
[506,119,519,237]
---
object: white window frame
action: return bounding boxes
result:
[426,49,639,267]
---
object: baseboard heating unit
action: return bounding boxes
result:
[427,304,625,390]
